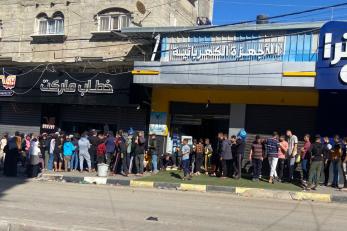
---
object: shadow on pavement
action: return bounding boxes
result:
[0,165,30,200]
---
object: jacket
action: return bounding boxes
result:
[78,137,91,154]
[105,136,116,153]
[236,138,245,155]
[134,136,146,155]
[221,140,233,160]
[96,143,106,156]
[310,142,323,162]
[118,138,127,154]
[63,141,75,156]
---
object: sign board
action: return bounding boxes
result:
[169,41,284,62]
[149,112,168,136]
[316,21,347,89]
[0,71,133,106]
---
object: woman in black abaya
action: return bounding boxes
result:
[3,135,21,177]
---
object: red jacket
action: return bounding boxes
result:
[96,143,106,156]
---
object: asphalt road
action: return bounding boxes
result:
[0,178,346,231]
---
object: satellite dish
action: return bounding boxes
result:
[136,1,146,14]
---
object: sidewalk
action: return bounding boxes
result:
[40,170,347,204]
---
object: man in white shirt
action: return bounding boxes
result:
[287,129,298,181]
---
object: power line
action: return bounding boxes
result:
[177,2,347,33]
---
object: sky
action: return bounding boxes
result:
[213,0,347,25]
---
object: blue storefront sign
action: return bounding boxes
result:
[316,21,347,89]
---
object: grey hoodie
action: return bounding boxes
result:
[221,139,233,160]
[78,137,91,154]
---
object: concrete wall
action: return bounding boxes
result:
[0,0,206,63]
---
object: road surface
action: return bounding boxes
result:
[0,177,346,231]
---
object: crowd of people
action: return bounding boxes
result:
[0,128,346,190]
[0,129,152,178]
[208,130,347,190]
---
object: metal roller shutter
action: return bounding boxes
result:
[60,105,146,132]
[245,105,317,138]
[0,102,41,135]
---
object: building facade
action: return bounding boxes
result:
[129,21,324,141]
[0,0,214,135]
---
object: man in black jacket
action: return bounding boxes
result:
[233,136,245,179]
[134,131,146,176]
[308,135,323,190]
[88,129,98,171]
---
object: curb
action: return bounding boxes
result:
[41,174,338,203]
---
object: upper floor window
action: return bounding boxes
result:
[36,12,64,35]
[97,8,130,32]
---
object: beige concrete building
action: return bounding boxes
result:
[0,0,214,136]
[0,0,214,64]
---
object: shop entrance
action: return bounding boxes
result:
[170,102,230,142]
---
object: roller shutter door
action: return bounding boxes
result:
[0,102,41,135]
[245,105,316,138]
[60,105,146,132]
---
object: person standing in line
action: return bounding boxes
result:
[28,137,41,178]
[148,134,159,174]
[204,138,213,175]
[40,133,50,171]
[321,136,332,185]
[195,139,204,176]
[233,135,245,179]
[301,134,311,183]
[328,143,344,188]
[277,135,288,182]
[126,133,134,173]
[53,135,64,172]
[341,137,347,182]
[307,135,324,190]
[181,138,191,181]
[249,135,264,182]
[119,133,129,176]
[105,131,116,168]
[49,134,56,171]
[63,136,75,172]
[70,135,79,171]
[88,129,98,172]
[287,129,299,182]
[134,131,146,176]
[212,132,224,177]
[220,134,233,179]
[78,132,91,173]
[190,139,197,175]
[0,133,8,170]
[96,136,106,164]
[328,135,344,188]
[266,132,280,184]
[4,132,21,177]
[231,135,237,177]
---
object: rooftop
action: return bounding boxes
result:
[122,21,327,37]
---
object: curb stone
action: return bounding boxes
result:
[41,174,342,203]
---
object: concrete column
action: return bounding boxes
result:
[229,104,246,137]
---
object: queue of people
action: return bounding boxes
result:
[0,129,152,178]
[1,128,347,190]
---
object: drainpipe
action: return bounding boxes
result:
[151,34,161,61]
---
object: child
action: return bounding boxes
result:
[63,137,75,172]
[181,139,191,180]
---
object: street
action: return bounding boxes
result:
[0,178,346,231]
